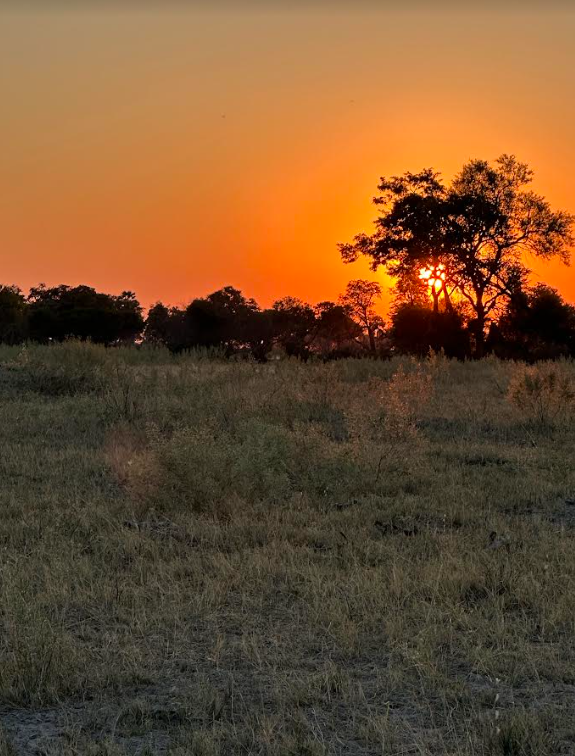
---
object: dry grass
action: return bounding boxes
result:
[0,344,574,754]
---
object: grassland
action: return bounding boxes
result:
[0,343,574,755]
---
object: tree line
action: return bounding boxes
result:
[0,155,573,361]
[0,280,380,360]
[1,276,575,361]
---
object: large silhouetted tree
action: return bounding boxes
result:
[340,155,574,356]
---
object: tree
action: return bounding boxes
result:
[392,268,433,309]
[184,298,226,349]
[113,291,145,343]
[184,286,260,353]
[144,302,174,345]
[340,156,574,356]
[390,303,470,359]
[0,285,28,344]
[183,286,271,357]
[143,304,190,352]
[271,297,316,359]
[145,288,271,359]
[27,284,143,344]
[312,301,363,357]
[245,309,275,362]
[338,279,384,353]
[490,284,575,360]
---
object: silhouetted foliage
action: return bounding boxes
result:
[245,309,275,362]
[340,155,574,356]
[143,287,270,356]
[143,302,173,345]
[1,272,574,362]
[313,301,363,358]
[271,297,316,359]
[0,286,28,344]
[390,303,470,359]
[184,298,227,349]
[489,285,575,360]
[184,286,260,353]
[338,279,384,353]
[392,270,432,309]
[142,303,186,351]
[27,285,144,344]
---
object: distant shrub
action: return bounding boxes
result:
[507,361,575,426]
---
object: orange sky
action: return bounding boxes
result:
[1,2,575,311]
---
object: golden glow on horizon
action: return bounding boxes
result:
[1,5,574,310]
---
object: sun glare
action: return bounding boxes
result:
[419,263,446,293]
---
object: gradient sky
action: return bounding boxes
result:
[2,2,575,310]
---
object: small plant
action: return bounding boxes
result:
[382,364,433,441]
[507,362,575,426]
[100,363,143,423]
[478,709,556,756]
[0,727,16,756]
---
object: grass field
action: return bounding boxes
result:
[0,343,574,755]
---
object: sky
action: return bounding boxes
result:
[1,1,575,311]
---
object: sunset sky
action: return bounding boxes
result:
[2,2,575,310]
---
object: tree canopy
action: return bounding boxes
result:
[339,155,574,355]
[338,279,384,353]
[27,285,144,344]
[0,286,28,345]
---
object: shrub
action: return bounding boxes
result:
[507,361,575,426]
[13,341,110,396]
[477,709,556,756]
[382,365,433,441]
[100,363,145,423]
[149,420,294,512]
[131,417,367,514]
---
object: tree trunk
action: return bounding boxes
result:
[473,301,486,359]
[368,327,376,353]
[442,283,454,313]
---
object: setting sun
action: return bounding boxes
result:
[419,264,447,293]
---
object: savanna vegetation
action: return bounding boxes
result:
[0,342,574,755]
[2,276,575,364]
[2,158,575,363]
